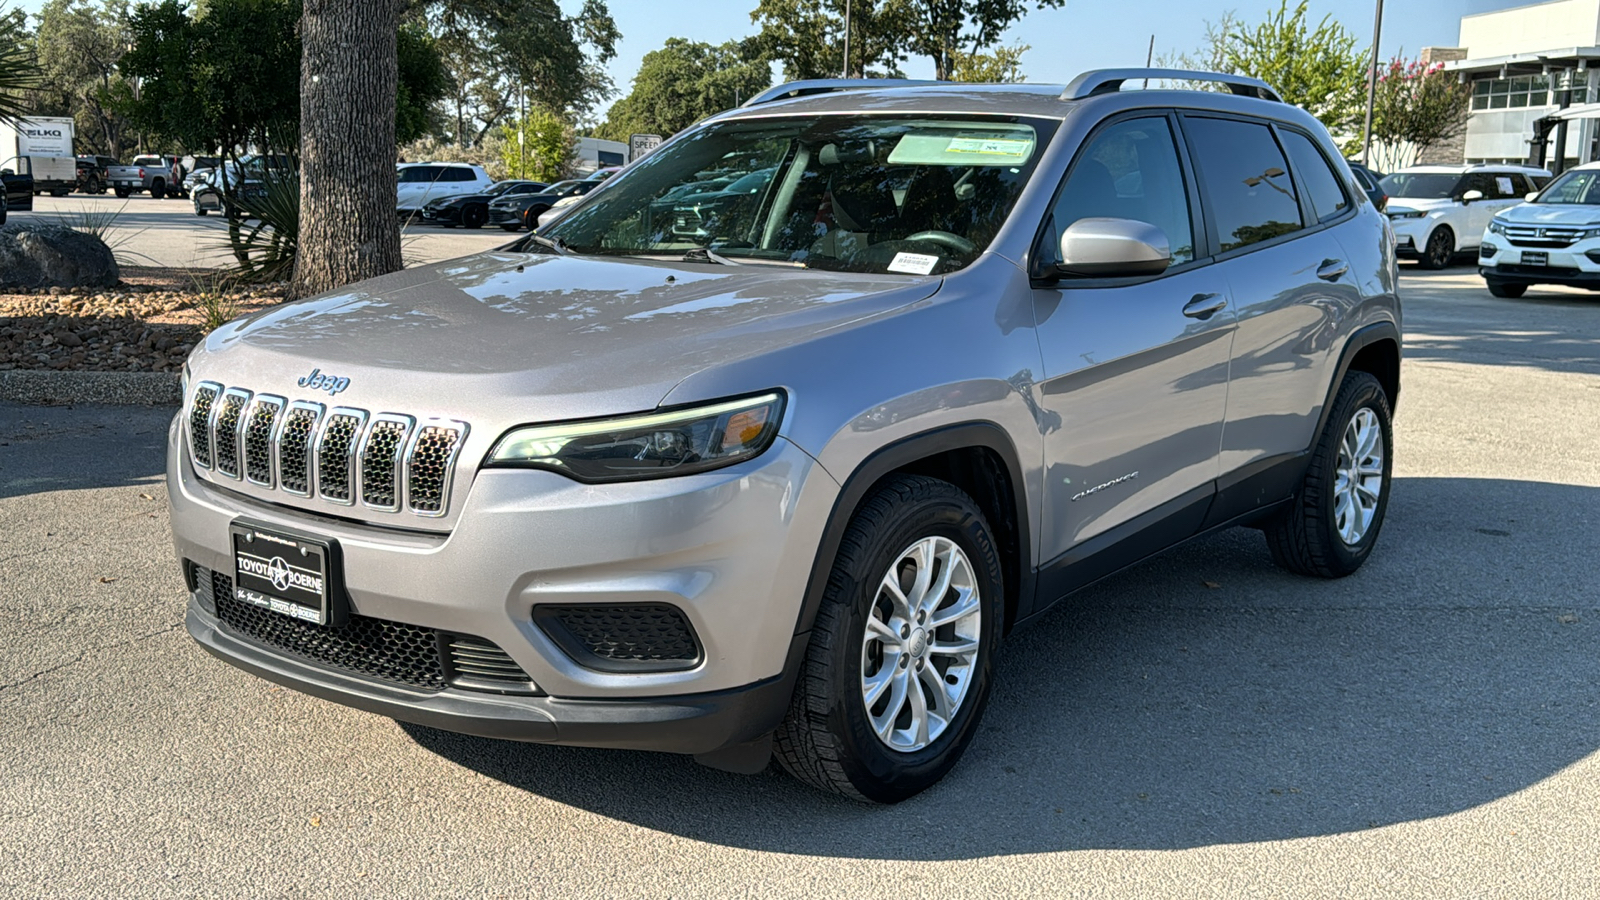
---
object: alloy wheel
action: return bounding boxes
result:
[1334,407,1384,545]
[860,536,982,753]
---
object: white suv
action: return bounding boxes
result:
[396,162,492,218]
[1381,164,1550,268]
[1479,161,1600,297]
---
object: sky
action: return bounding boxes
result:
[13,0,1549,119]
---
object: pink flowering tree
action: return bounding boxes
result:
[1368,57,1472,171]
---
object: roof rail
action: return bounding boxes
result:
[1062,68,1282,103]
[742,78,946,107]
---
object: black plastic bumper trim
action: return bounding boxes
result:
[186,603,793,754]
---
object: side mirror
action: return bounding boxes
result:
[1461,189,1484,203]
[1525,191,1541,202]
[0,169,11,177]
[1056,217,1171,278]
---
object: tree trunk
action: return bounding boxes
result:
[292,0,402,300]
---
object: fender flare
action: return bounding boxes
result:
[1312,320,1402,442]
[790,422,1034,641]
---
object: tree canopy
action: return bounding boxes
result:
[596,37,771,140]
[0,5,41,127]
[1368,58,1471,171]
[752,0,1061,81]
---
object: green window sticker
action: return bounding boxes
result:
[887,126,1037,167]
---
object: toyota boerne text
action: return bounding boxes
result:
[170,69,1401,802]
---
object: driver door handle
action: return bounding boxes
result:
[1182,293,1227,319]
[1317,259,1349,281]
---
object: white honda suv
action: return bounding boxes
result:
[396,162,493,219]
[1479,161,1600,297]
[1381,164,1550,268]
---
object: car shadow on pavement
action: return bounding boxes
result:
[0,402,172,500]
[403,475,1600,857]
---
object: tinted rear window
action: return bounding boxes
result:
[1281,130,1349,222]
[1184,117,1303,252]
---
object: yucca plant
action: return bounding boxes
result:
[0,6,40,127]
[221,171,299,284]
[56,202,159,267]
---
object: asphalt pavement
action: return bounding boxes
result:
[19,193,511,269]
[2,267,1599,898]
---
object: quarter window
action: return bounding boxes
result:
[1281,130,1349,222]
[1184,117,1303,252]
[1046,116,1195,265]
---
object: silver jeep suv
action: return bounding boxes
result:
[170,70,1401,803]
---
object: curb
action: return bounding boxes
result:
[0,370,181,406]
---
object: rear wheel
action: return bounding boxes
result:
[1486,280,1527,298]
[774,475,1002,803]
[85,176,101,195]
[114,186,130,198]
[1266,371,1393,578]
[150,180,166,200]
[1418,227,1454,269]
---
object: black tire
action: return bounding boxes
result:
[150,180,166,200]
[774,475,1004,803]
[51,187,70,197]
[1265,371,1394,578]
[524,205,548,230]
[1486,280,1527,298]
[85,176,101,195]
[193,198,208,217]
[114,186,130,198]
[0,201,7,226]
[1418,227,1454,269]
[462,204,487,229]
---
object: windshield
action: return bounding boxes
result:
[1379,172,1461,200]
[1535,169,1600,204]
[541,114,1055,274]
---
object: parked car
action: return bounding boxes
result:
[419,180,547,228]
[190,161,275,219]
[171,70,1400,803]
[487,179,601,231]
[109,154,178,199]
[1380,164,1551,268]
[396,162,493,219]
[0,161,33,213]
[76,155,117,194]
[1478,161,1600,297]
[1347,161,1386,211]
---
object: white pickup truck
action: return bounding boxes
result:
[108,155,179,199]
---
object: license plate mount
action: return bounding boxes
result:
[1521,251,1549,267]
[229,521,346,626]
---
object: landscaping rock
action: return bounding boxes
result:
[0,223,120,290]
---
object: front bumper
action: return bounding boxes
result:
[1479,235,1600,286]
[168,413,840,749]
[420,205,464,225]
[186,603,800,753]
[1388,218,1433,257]
[487,207,524,227]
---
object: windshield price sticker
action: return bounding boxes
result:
[888,252,940,275]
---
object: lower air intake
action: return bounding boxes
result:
[534,603,703,673]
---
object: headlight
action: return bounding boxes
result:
[1582,225,1600,240]
[1487,219,1507,235]
[1388,208,1425,219]
[485,392,785,483]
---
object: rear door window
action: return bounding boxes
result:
[1280,130,1350,222]
[1183,116,1303,253]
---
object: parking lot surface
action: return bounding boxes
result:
[2,268,1599,898]
[19,194,511,269]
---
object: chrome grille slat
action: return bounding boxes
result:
[359,414,414,511]
[243,395,284,487]
[188,382,221,469]
[274,401,324,497]
[315,408,367,505]
[1503,225,1582,247]
[184,384,469,518]
[210,388,251,479]
[405,420,468,516]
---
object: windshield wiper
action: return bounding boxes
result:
[682,246,741,266]
[524,233,570,256]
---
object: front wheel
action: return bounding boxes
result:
[774,475,1003,803]
[1486,280,1527,298]
[462,204,487,229]
[1266,371,1393,578]
[1418,227,1455,269]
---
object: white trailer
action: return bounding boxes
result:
[573,136,627,175]
[0,117,77,195]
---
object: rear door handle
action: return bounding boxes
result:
[1317,259,1349,281]
[1182,293,1227,319]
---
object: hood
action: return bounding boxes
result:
[1495,202,1600,226]
[193,251,941,425]
[1385,197,1455,213]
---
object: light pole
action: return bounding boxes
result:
[1361,0,1385,163]
[841,0,852,78]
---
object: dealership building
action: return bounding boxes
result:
[1422,0,1600,171]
